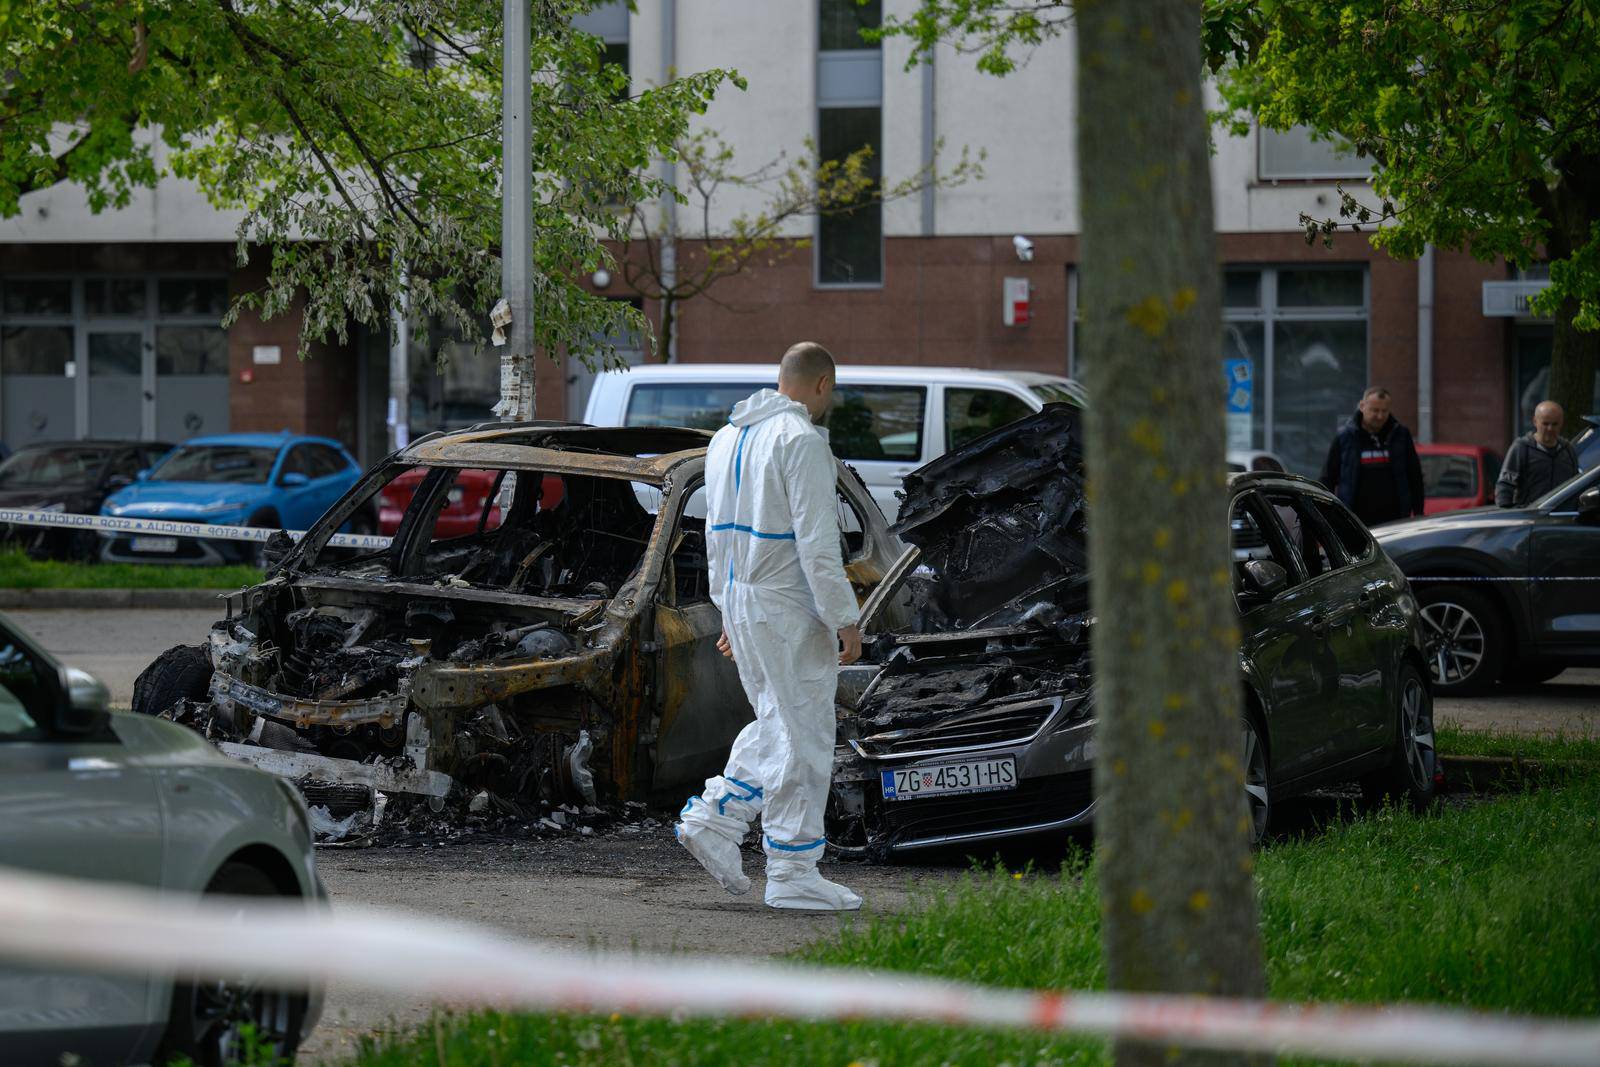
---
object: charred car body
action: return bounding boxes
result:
[134,423,902,812]
[829,406,1440,857]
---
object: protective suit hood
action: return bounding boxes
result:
[729,388,805,426]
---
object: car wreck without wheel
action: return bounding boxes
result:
[134,422,904,817]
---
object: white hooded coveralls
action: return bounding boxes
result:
[677,389,861,906]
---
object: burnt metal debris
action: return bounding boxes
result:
[134,422,904,841]
[830,405,1098,860]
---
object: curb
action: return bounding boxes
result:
[0,588,230,610]
[1443,753,1599,791]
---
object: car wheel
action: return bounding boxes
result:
[245,509,280,568]
[155,863,306,1067]
[1242,716,1271,847]
[1416,585,1505,696]
[1361,664,1438,811]
[131,644,212,718]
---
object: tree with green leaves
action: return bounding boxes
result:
[0,0,739,401]
[1213,0,1600,431]
[884,3,1267,1064]
[619,129,981,361]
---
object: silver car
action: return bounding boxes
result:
[0,613,324,1066]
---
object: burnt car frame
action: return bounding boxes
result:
[135,422,902,809]
[827,406,1439,857]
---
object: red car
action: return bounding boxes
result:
[377,468,565,536]
[1416,444,1501,514]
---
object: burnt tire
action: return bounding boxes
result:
[1416,584,1505,696]
[1361,663,1438,811]
[154,863,307,1067]
[132,644,212,718]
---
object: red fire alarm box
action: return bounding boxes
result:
[1003,277,1031,327]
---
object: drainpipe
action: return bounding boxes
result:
[1417,244,1434,442]
[659,0,678,362]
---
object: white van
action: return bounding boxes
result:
[583,364,1086,517]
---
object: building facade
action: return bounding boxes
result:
[0,0,1559,473]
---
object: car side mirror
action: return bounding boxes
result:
[1578,487,1600,520]
[135,468,150,481]
[279,471,310,488]
[55,666,111,734]
[1242,559,1289,598]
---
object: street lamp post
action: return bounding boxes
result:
[497,0,536,421]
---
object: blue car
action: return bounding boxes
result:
[100,432,366,564]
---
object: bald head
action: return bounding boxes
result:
[1534,401,1565,447]
[778,341,837,422]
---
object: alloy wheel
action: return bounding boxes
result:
[1399,675,1436,791]
[184,972,296,1066]
[1242,721,1269,844]
[1419,600,1486,687]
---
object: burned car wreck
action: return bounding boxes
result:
[829,404,1097,858]
[133,422,903,823]
[830,403,1439,858]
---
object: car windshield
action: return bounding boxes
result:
[1533,463,1600,510]
[1420,453,1477,498]
[152,445,280,484]
[0,446,111,487]
[1030,381,1087,408]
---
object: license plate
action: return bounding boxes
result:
[881,757,1017,801]
[130,536,178,553]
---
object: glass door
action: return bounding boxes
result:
[86,331,146,439]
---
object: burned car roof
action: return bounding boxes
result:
[401,424,714,485]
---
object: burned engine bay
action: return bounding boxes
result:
[829,404,1099,858]
[153,426,734,841]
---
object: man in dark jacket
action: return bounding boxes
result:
[1319,386,1426,526]
[1495,401,1579,507]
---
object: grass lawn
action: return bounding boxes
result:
[0,548,261,590]
[343,772,1600,1067]
[1438,723,1600,763]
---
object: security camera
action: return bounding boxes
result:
[1012,235,1034,262]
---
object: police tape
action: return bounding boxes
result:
[0,507,391,551]
[0,866,1595,1066]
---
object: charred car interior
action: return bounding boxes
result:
[133,423,904,837]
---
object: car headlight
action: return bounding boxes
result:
[196,499,248,515]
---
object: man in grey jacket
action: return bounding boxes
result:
[1496,401,1580,507]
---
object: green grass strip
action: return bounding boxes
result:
[0,548,261,590]
[1438,723,1600,763]
[342,776,1600,1066]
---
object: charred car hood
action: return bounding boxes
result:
[890,403,1088,632]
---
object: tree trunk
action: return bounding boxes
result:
[657,293,678,364]
[1076,2,1268,1065]
[1548,297,1600,434]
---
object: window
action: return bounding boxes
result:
[825,385,925,461]
[1265,490,1345,579]
[1,325,73,375]
[86,278,148,317]
[1230,493,1299,600]
[157,278,228,317]
[305,444,350,480]
[945,388,1033,451]
[1419,453,1477,500]
[153,445,279,484]
[1311,496,1375,562]
[0,445,110,488]
[1258,125,1370,182]
[817,0,883,287]
[1224,266,1367,476]
[2,279,71,316]
[156,325,228,375]
[0,632,53,741]
[624,382,765,431]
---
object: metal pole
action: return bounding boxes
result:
[1417,243,1435,442]
[498,0,536,420]
[659,0,678,363]
[388,267,410,451]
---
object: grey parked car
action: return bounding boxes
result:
[0,614,324,1067]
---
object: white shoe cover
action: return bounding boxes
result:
[764,866,862,911]
[676,822,750,896]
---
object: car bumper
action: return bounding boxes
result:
[98,529,256,565]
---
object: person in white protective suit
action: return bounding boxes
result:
[676,341,865,911]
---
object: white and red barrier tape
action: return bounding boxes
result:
[0,866,1595,1065]
[0,507,391,550]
